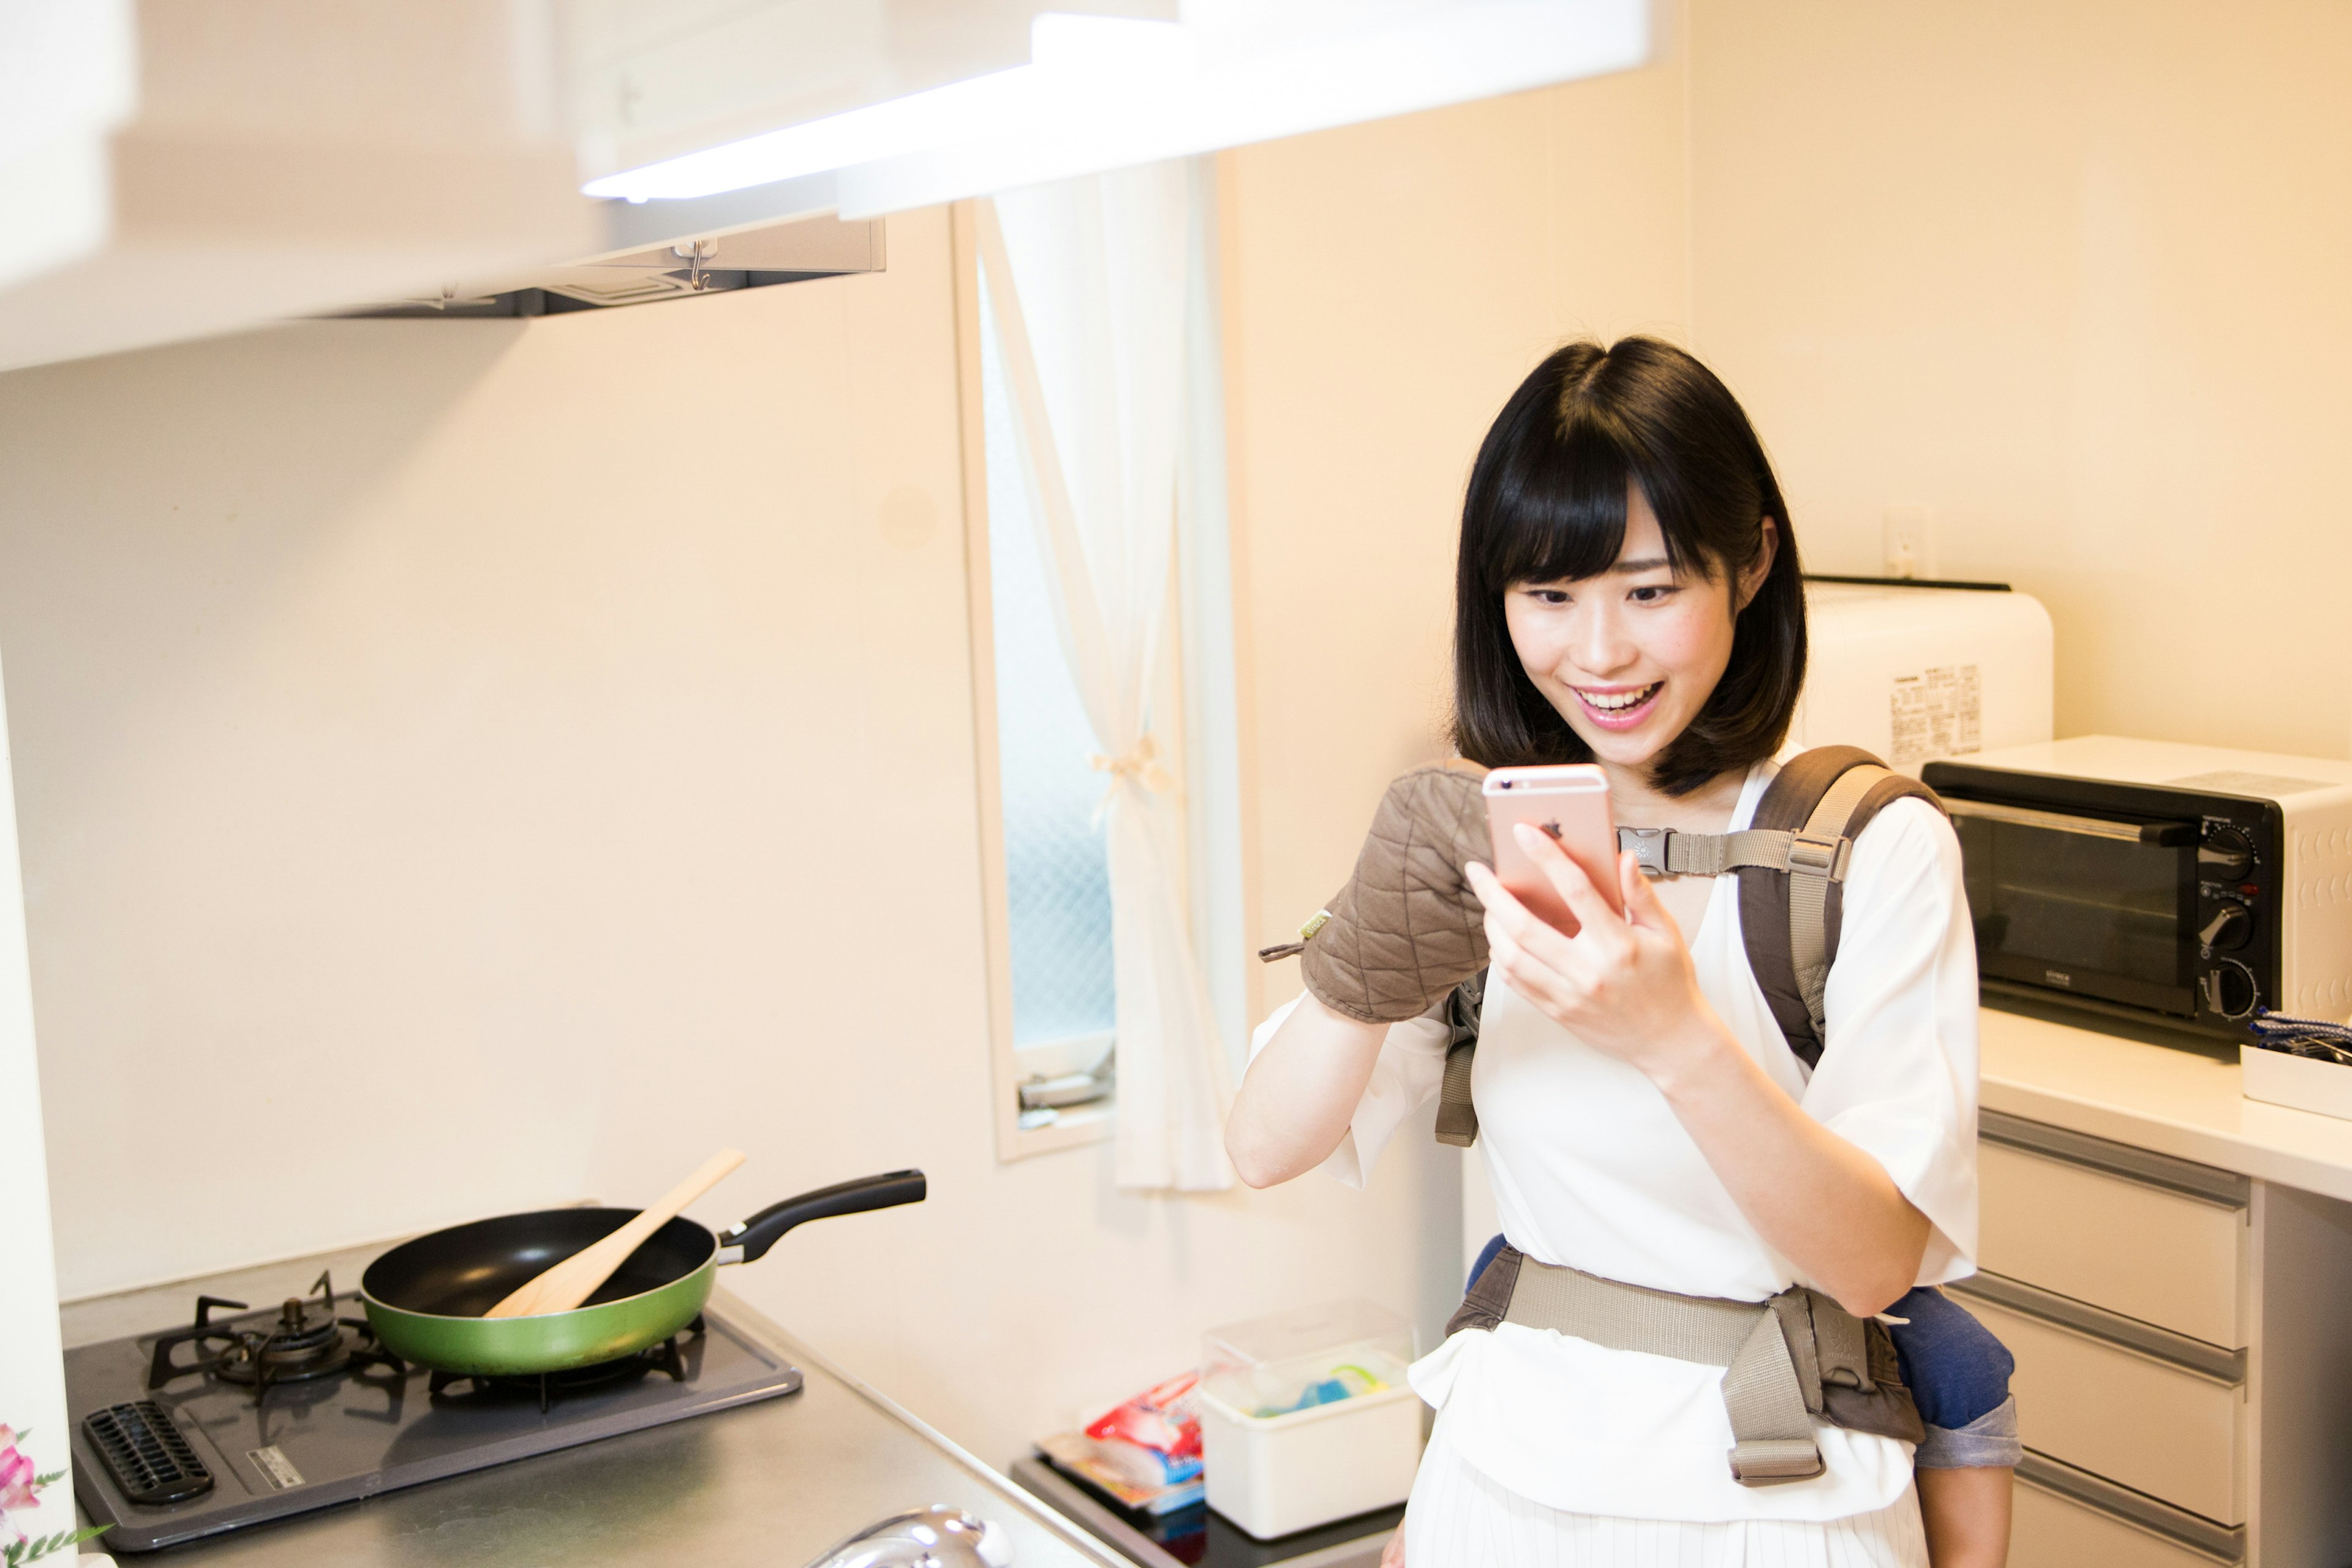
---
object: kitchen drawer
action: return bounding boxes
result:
[2014,1461,2240,1568]
[1980,1112,2248,1348]
[1966,1296,2243,1525]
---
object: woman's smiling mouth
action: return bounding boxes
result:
[1571,681,1664,731]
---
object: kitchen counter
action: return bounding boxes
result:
[1982,998,2352,1198]
[61,1246,1118,1568]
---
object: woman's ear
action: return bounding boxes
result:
[1736,518,1780,612]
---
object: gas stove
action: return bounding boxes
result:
[64,1273,801,1552]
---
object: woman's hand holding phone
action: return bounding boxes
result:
[1466,824,1730,1087]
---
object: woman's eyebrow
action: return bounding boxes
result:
[1610,554,1673,573]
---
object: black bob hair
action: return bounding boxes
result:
[1450,337,1806,797]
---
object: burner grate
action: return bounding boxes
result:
[83,1400,215,1506]
[146,1270,404,1406]
[426,1316,704,1412]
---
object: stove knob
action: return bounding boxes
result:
[2199,825,2256,881]
[2198,903,2253,954]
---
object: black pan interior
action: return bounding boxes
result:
[363,1208,716,1316]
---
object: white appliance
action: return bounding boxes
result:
[1925,735,2352,1117]
[1786,581,2055,775]
[1461,579,2057,1280]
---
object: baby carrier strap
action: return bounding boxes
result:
[1733,747,1947,1069]
[1430,747,1943,1145]
[1446,1243,1924,1483]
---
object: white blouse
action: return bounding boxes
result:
[1251,761,1981,1523]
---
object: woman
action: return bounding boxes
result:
[1227,338,1983,1565]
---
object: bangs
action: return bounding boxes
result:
[1476,407,1696,594]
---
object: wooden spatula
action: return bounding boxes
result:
[484,1148,747,1319]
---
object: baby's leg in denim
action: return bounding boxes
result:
[1888,1285,2016,1435]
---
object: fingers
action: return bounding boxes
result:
[1381,1525,1407,1568]
[1487,916,1591,1019]
[1617,850,1687,941]
[1618,851,1693,949]
[1513,822,1625,930]
[1466,861,1580,969]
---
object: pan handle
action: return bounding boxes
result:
[717,1170,927,1265]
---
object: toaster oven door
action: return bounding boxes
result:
[1945,798,2201,1019]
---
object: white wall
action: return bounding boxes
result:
[0,206,1450,1467]
[1688,0,2352,760]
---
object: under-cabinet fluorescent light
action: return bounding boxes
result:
[582,17,1190,204]
[582,1,1649,214]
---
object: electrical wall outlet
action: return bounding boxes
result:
[1883,505,1936,579]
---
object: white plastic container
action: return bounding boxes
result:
[1198,1300,1422,1540]
[2242,1042,2352,1121]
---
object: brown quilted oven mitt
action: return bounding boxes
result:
[1297,763,1492,1024]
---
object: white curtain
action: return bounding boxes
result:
[978,165,1234,1192]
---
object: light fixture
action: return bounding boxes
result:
[582,1,1649,217]
[582,17,1191,205]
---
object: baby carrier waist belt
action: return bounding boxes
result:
[1447,1245,1926,1485]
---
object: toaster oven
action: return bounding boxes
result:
[1923,737,2352,1040]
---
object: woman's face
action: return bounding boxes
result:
[1503,486,1777,777]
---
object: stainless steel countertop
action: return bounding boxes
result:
[63,1246,1122,1568]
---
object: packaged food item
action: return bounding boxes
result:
[1083,1370,1202,1460]
[1035,1430,1204,1517]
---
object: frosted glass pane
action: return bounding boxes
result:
[979,283,1117,1048]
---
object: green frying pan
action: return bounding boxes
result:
[358,1170,924,1376]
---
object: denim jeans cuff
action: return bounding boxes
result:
[1914,1395,2022,1469]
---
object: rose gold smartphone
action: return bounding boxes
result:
[1482,765,1621,934]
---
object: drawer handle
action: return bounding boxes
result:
[1981,1109,2250,1208]
[1949,1272,2246,1384]
[2017,1448,2244,1564]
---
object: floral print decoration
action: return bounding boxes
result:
[0,1424,106,1566]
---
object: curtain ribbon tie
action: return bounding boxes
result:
[1090,734,1175,823]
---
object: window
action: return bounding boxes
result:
[954,190,1246,1163]
[979,266,1120,1088]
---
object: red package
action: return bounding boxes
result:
[1084,1370,1202,1459]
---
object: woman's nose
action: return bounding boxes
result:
[1569,603,1638,677]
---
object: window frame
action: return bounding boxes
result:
[954,200,1118,1161]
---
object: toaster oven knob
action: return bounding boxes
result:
[2198,903,2253,954]
[2200,959,2260,1021]
[2198,825,2256,881]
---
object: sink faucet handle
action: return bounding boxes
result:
[802,1505,1010,1568]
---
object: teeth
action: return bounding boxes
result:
[1580,684,1659,712]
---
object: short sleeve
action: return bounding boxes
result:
[1248,996,1453,1189]
[1803,797,1981,1284]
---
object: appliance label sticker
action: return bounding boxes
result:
[247,1446,305,1490]
[1890,664,1981,769]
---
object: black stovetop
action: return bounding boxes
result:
[64,1281,801,1553]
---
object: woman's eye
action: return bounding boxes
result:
[1628,584,1678,605]
[1531,589,1572,606]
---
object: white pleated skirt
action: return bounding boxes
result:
[1404,1419,1931,1568]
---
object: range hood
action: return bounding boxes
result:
[349,211,886,317]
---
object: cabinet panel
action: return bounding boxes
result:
[1980,1139,2245,1347]
[2012,1480,2232,1568]
[1971,1299,2243,1526]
